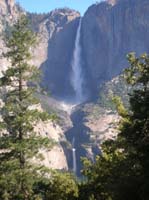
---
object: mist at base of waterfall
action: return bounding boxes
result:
[59,96,86,115]
[59,102,76,115]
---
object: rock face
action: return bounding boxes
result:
[2,0,149,99]
[81,0,149,97]
[34,118,68,170]
[0,0,19,76]
[39,9,80,98]
[0,0,15,15]
[27,9,80,98]
[31,0,149,100]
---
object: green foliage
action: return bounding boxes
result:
[34,171,79,200]
[27,12,50,32]
[125,52,149,86]
[99,76,130,110]
[112,96,128,117]
[80,53,149,200]
[0,15,54,199]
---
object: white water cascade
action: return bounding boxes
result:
[72,137,77,174]
[71,19,84,104]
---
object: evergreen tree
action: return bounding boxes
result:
[0,15,53,200]
[35,171,79,200]
[80,53,149,200]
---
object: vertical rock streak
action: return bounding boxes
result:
[71,19,84,103]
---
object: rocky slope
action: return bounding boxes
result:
[34,109,68,170]
[0,0,16,16]
[0,0,19,76]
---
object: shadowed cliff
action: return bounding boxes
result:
[81,0,149,96]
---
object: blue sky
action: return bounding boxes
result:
[16,0,103,16]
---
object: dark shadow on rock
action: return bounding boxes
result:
[64,108,92,177]
[40,17,81,100]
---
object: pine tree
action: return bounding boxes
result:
[80,53,149,200]
[0,15,53,200]
[120,53,149,199]
[35,171,79,200]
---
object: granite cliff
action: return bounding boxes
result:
[0,0,19,75]
[0,0,149,175]
[0,0,15,16]
[1,0,149,99]
[27,0,149,100]
[81,0,149,96]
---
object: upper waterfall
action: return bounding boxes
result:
[71,18,84,104]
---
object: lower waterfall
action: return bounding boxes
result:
[72,148,77,173]
[72,137,77,173]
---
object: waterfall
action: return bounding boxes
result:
[72,148,77,173]
[71,19,84,104]
[72,137,77,174]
